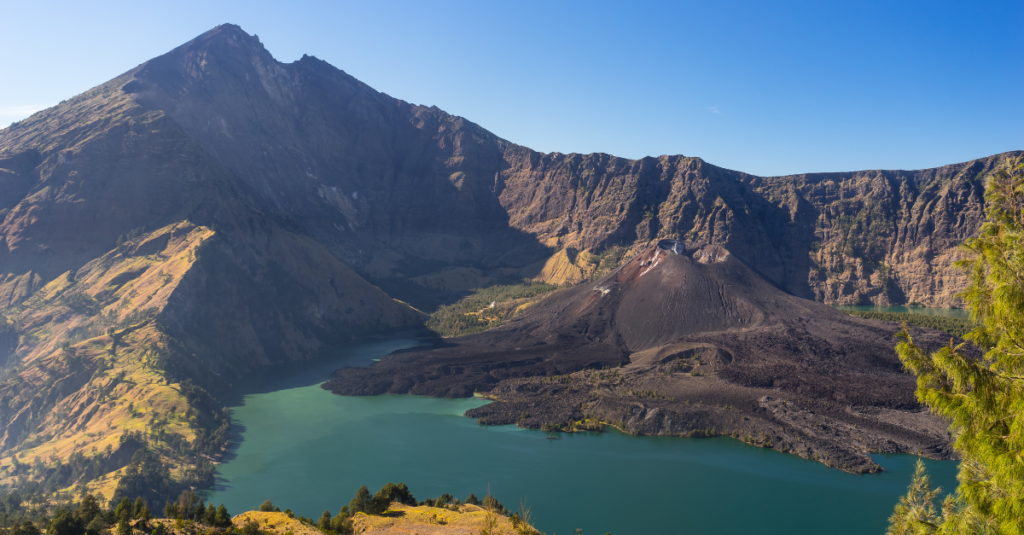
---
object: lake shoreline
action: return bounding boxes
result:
[205,339,959,535]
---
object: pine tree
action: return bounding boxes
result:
[164,501,178,520]
[77,495,101,525]
[47,509,85,535]
[115,498,132,521]
[329,511,352,535]
[348,487,374,515]
[886,460,941,535]
[214,504,231,528]
[136,499,151,529]
[132,498,145,520]
[178,491,197,521]
[890,155,1024,534]
[318,511,332,531]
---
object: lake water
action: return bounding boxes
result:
[204,340,959,535]
[835,305,970,319]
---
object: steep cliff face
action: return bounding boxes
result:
[496,151,999,306]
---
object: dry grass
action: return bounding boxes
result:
[352,503,525,535]
[231,512,323,535]
[0,222,217,491]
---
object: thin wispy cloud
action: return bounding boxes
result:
[706,105,720,114]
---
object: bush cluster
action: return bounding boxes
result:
[843,310,975,337]
[253,483,513,535]
[426,281,558,337]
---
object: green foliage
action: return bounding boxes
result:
[172,490,200,522]
[48,509,86,535]
[115,227,147,251]
[78,494,101,525]
[890,156,1024,534]
[343,481,415,515]
[241,519,265,535]
[477,492,512,535]
[886,460,941,534]
[372,482,416,511]
[587,246,627,273]
[329,510,352,535]
[426,281,558,337]
[115,498,131,521]
[85,516,106,535]
[423,493,456,508]
[347,487,375,515]
[214,504,230,528]
[479,509,499,535]
[13,520,41,535]
[482,494,509,516]
[111,449,177,511]
[510,513,540,535]
[133,497,149,521]
[216,484,521,535]
[845,311,976,338]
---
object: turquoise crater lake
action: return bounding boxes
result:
[204,340,957,535]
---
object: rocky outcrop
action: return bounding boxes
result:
[497,151,1001,306]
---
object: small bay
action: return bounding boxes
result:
[205,340,958,535]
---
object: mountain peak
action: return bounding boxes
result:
[192,23,263,49]
[145,23,271,74]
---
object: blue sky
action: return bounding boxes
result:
[0,0,1020,176]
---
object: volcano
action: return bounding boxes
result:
[0,22,997,483]
[325,240,959,473]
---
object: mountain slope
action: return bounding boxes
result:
[18,23,1001,311]
[0,32,427,500]
[497,150,1000,306]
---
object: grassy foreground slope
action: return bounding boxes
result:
[233,506,529,535]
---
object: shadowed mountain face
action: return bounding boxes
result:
[0,24,1015,330]
[325,240,960,472]
[0,23,1010,481]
